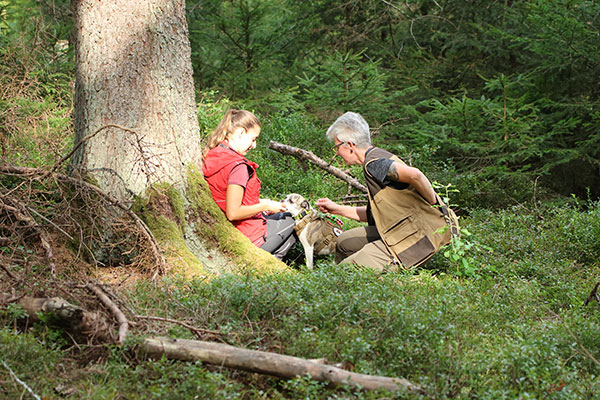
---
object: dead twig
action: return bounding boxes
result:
[86,283,129,345]
[26,205,74,240]
[562,318,600,368]
[532,176,543,219]
[57,173,166,278]
[584,282,600,307]
[47,124,137,176]
[1,359,42,400]
[0,198,56,275]
[0,292,25,305]
[0,165,166,278]
[340,194,368,206]
[0,262,20,281]
[135,315,224,339]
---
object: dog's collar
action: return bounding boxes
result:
[293,210,318,234]
[294,210,310,220]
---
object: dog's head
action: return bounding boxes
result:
[282,193,311,217]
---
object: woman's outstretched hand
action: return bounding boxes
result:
[260,199,287,214]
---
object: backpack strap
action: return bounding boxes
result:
[314,219,344,253]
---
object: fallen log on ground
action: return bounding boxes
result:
[1,294,113,342]
[141,337,421,393]
[268,141,367,194]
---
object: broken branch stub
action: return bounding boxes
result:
[4,294,113,343]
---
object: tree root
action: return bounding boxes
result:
[0,164,166,278]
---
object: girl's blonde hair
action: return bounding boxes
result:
[202,109,260,160]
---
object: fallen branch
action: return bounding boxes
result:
[86,283,129,344]
[135,315,224,339]
[2,294,112,342]
[141,337,421,393]
[0,292,24,305]
[584,282,600,307]
[1,360,42,400]
[26,205,74,240]
[0,262,20,281]
[339,194,368,206]
[562,316,600,368]
[0,199,56,274]
[268,141,367,194]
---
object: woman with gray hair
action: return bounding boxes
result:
[316,112,456,271]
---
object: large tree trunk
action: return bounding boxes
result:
[71,0,201,202]
[69,0,286,274]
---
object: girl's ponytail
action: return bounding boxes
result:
[202,109,260,160]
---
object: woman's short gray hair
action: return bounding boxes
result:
[326,112,371,148]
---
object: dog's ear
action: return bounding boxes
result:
[301,200,310,209]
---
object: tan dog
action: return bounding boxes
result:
[282,193,344,269]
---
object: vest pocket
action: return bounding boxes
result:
[397,235,436,267]
[382,216,418,246]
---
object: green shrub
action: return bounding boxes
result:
[0,0,74,168]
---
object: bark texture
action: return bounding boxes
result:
[71,0,201,202]
[142,337,422,393]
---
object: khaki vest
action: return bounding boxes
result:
[364,147,458,267]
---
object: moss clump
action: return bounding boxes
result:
[138,207,207,277]
[186,164,290,275]
[153,183,186,229]
[133,185,206,277]
[131,166,289,278]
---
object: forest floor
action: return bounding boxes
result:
[2,195,600,399]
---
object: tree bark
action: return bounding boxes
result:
[141,337,421,393]
[268,141,367,194]
[71,0,202,202]
[2,294,113,342]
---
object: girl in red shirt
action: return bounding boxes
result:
[202,109,296,259]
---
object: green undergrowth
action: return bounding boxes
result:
[3,202,600,398]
